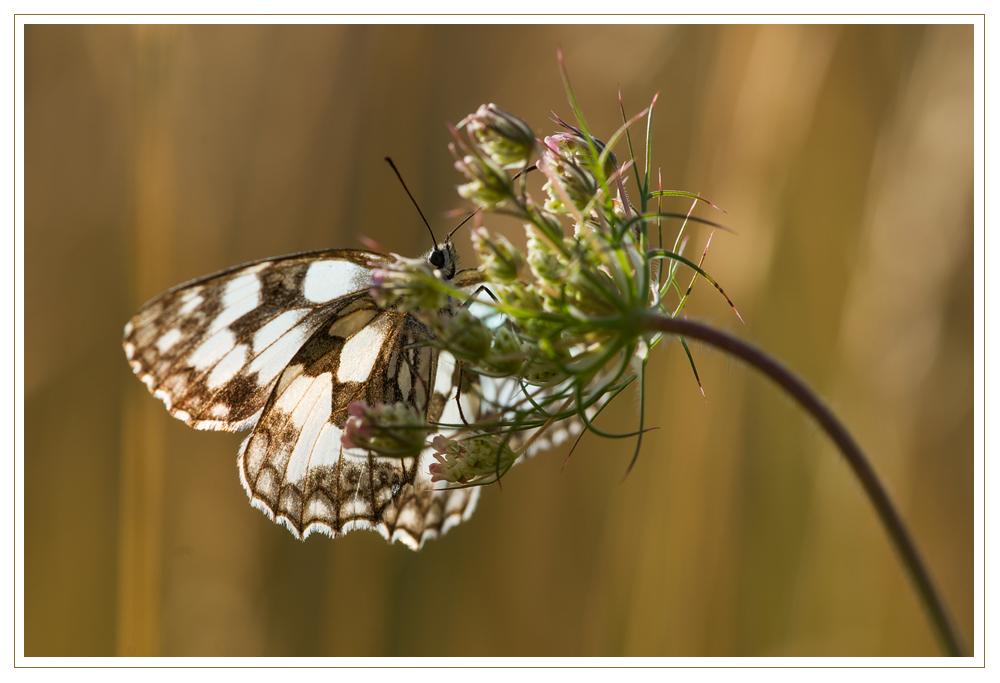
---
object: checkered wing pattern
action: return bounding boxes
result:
[123,246,480,549]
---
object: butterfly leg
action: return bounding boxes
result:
[461,284,500,308]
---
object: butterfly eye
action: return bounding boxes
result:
[429,250,446,269]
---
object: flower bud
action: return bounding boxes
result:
[342,401,429,459]
[525,224,566,284]
[483,325,525,375]
[546,129,619,181]
[438,307,492,363]
[459,103,535,170]
[429,433,516,484]
[453,146,512,209]
[541,150,598,215]
[471,227,525,284]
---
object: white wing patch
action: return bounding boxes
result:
[253,309,309,353]
[155,328,183,353]
[273,370,315,417]
[303,260,371,303]
[188,328,236,372]
[209,273,261,334]
[177,289,203,315]
[337,315,390,382]
[123,250,387,431]
[235,309,483,548]
[283,373,334,483]
[247,310,312,387]
[207,343,247,388]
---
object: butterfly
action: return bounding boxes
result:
[122,236,505,550]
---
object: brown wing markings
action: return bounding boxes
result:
[126,249,392,427]
[168,292,371,423]
[242,307,442,539]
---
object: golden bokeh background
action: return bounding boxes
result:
[24,24,974,657]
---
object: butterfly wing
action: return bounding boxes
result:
[125,249,481,548]
[123,249,390,431]
[472,374,602,479]
[236,305,480,548]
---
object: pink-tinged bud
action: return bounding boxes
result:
[545,124,619,180]
[458,103,535,170]
[341,424,366,450]
[541,141,599,215]
[340,401,428,458]
[427,432,516,486]
[342,404,375,450]
[453,148,512,209]
[429,436,466,483]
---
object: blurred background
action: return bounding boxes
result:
[24,24,974,657]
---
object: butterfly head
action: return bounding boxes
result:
[426,240,458,281]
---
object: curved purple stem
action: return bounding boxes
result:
[639,313,965,657]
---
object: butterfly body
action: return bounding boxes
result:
[124,241,484,549]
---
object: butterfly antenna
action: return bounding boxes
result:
[447,208,481,241]
[385,157,439,248]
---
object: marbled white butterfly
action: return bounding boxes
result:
[123,235,498,550]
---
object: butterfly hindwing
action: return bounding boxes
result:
[237,306,480,547]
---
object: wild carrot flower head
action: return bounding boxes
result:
[366,57,735,487]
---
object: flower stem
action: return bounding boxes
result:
[639,313,965,657]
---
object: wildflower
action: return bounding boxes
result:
[458,103,535,170]
[434,307,493,363]
[471,227,525,284]
[546,126,619,181]
[540,146,598,215]
[429,433,517,484]
[482,325,525,376]
[452,146,513,209]
[442,99,730,490]
[539,123,625,217]
[342,402,429,459]
[525,223,567,285]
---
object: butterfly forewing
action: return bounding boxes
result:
[123,249,391,431]
[124,244,481,549]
